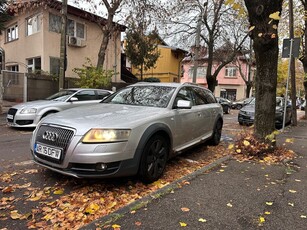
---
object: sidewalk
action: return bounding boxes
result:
[84,119,307,230]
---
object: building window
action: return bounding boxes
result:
[6,65,19,72]
[6,24,18,42]
[67,19,85,39]
[49,13,61,33]
[50,57,60,76]
[188,66,207,79]
[225,67,237,77]
[27,14,43,36]
[27,57,41,73]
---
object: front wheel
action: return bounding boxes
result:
[225,106,230,114]
[139,134,169,183]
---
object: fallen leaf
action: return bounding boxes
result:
[249,26,255,32]
[179,222,187,227]
[53,189,64,195]
[227,203,233,208]
[269,11,281,20]
[10,210,23,220]
[295,179,301,182]
[300,215,307,219]
[289,190,297,193]
[181,207,190,212]
[243,140,250,146]
[266,202,273,206]
[288,203,294,207]
[2,186,14,193]
[265,211,271,215]
[112,224,121,230]
[135,221,142,226]
[198,218,207,222]
[228,144,234,149]
[259,216,265,223]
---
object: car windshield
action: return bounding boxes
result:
[46,90,77,102]
[103,86,176,108]
[248,98,287,106]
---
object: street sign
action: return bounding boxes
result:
[282,38,300,58]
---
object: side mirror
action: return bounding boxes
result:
[175,100,192,109]
[69,97,78,102]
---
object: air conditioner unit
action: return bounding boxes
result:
[68,36,82,47]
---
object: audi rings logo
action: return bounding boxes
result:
[42,131,59,142]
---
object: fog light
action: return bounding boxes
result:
[96,163,107,171]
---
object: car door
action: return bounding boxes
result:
[69,90,101,107]
[171,87,200,150]
[191,86,218,139]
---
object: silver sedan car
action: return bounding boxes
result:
[7,88,112,128]
[30,83,223,183]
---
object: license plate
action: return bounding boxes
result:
[35,143,62,160]
[7,114,14,120]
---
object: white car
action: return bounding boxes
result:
[30,83,223,183]
[7,88,113,128]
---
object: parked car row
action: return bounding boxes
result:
[238,97,292,128]
[10,83,224,183]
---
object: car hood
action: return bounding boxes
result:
[240,104,255,113]
[12,100,63,109]
[39,103,167,135]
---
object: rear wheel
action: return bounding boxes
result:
[139,134,169,183]
[225,106,230,114]
[209,120,223,146]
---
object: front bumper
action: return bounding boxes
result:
[238,113,254,125]
[7,108,41,128]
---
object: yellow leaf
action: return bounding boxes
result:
[227,203,233,207]
[112,224,121,229]
[10,210,23,220]
[258,33,263,37]
[53,189,64,195]
[228,144,234,149]
[259,216,265,223]
[179,222,187,227]
[288,203,294,207]
[289,190,297,193]
[225,0,235,5]
[219,169,224,172]
[272,25,278,30]
[85,203,100,214]
[181,207,190,212]
[42,214,53,221]
[236,149,242,153]
[300,215,307,219]
[265,211,271,215]
[295,179,301,182]
[28,195,42,202]
[249,26,255,32]
[269,11,281,20]
[285,138,294,143]
[199,218,207,222]
[243,140,250,146]
[107,201,117,209]
[266,202,273,206]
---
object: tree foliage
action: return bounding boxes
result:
[125,24,160,80]
[0,0,11,30]
[73,58,113,88]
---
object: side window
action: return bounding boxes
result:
[74,90,96,101]
[174,87,195,106]
[193,87,216,104]
[97,91,111,100]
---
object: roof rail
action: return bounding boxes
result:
[182,82,199,86]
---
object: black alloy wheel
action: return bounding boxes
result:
[139,134,169,183]
[209,119,223,146]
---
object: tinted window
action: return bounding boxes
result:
[74,90,96,101]
[97,90,111,100]
[175,87,195,105]
[193,87,216,104]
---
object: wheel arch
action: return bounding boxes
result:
[134,123,173,169]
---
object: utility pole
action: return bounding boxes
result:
[192,15,201,83]
[59,0,67,90]
[289,0,297,125]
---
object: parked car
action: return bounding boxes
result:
[232,97,254,109]
[301,101,306,111]
[30,82,223,183]
[238,97,292,128]
[7,88,113,128]
[216,97,232,114]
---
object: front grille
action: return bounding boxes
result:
[34,125,75,163]
[7,108,17,122]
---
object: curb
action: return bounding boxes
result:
[82,155,232,229]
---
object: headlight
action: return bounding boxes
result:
[20,108,37,114]
[82,129,131,143]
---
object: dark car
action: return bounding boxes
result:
[216,97,232,114]
[232,97,254,109]
[301,101,306,111]
[238,97,292,128]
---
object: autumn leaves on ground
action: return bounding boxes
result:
[0,127,296,229]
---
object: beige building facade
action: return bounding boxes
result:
[0,1,124,82]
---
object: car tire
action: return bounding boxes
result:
[225,106,230,114]
[139,134,169,183]
[209,119,223,146]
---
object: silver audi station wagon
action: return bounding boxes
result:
[30,83,223,183]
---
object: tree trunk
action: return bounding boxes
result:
[244,0,283,140]
[246,82,253,98]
